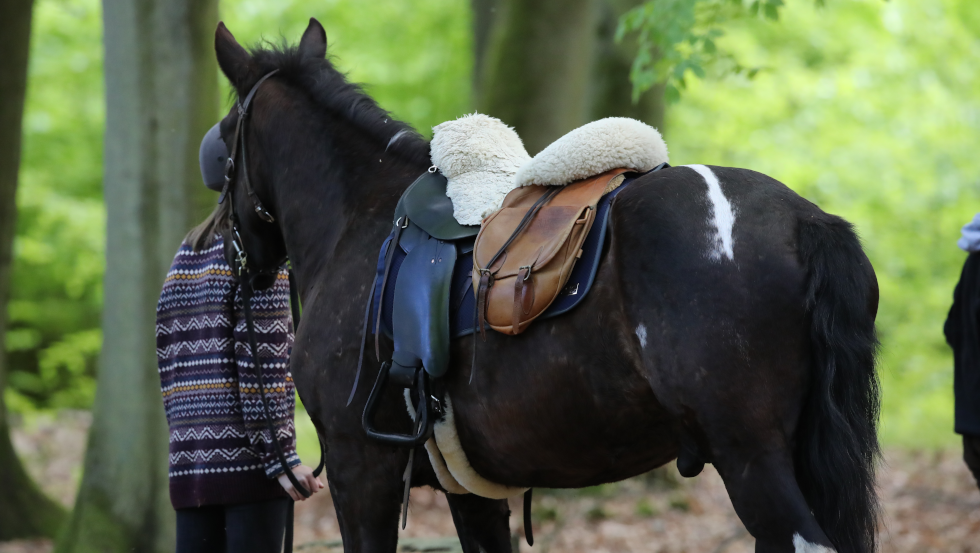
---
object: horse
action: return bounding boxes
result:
[213,18,881,553]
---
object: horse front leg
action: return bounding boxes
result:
[326,439,406,553]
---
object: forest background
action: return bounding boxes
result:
[1,0,978,532]
[9,0,978,447]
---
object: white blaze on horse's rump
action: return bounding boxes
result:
[636,324,648,348]
[793,534,836,553]
[683,164,735,261]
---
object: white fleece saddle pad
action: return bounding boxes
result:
[430,114,669,225]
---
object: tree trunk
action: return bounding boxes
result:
[474,0,666,155]
[476,0,600,154]
[588,0,665,131]
[0,0,69,540]
[470,0,499,102]
[55,0,219,551]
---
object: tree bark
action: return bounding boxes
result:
[476,0,601,154]
[588,0,665,131]
[474,0,666,155]
[56,0,219,551]
[470,0,499,102]
[0,0,69,540]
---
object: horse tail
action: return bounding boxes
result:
[795,213,881,553]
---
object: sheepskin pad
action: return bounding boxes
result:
[404,391,527,498]
[516,117,669,187]
[431,114,669,225]
[430,113,531,226]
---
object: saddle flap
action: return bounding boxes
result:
[475,204,588,279]
[396,171,480,241]
[472,168,628,335]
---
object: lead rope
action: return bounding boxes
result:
[240,281,311,496]
[240,271,321,553]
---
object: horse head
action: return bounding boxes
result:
[211,18,428,291]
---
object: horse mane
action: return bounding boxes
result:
[248,42,431,167]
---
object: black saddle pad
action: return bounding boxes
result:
[370,168,655,340]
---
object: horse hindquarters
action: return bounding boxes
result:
[703,213,880,553]
[612,167,878,552]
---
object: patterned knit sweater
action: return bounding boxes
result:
[156,237,300,509]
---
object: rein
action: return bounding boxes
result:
[221,70,325,536]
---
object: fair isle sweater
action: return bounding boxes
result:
[156,237,300,509]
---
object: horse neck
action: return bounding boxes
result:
[269,120,427,293]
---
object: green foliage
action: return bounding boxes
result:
[7,0,105,411]
[219,0,473,136]
[665,0,980,445]
[8,0,473,413]
[10,0,976,451]
[618,0,802,102]
[634,498,659,517]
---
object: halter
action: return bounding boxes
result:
[219,70,324,508]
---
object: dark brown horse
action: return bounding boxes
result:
[214,19,880,553]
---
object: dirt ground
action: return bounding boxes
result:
[3,411,979,552]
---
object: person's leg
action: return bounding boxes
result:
[176,505,226,553]
[963,434,980,490]
[225,497,291,553]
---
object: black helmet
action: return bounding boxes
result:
[199,122,229,192]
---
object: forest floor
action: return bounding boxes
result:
[3,410,979,552]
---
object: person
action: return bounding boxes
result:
[155,125,323,552]
[944,212,980,491]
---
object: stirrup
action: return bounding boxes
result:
[362,360,434,447]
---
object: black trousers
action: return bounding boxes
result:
[176,497,291,553]
[965,434,980,491]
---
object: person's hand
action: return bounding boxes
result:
[277,465,324,501]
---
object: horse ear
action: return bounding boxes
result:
[215,22,254,91]
[298,18,327,59]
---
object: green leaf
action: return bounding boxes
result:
[764,2,780,20]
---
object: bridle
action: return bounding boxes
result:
[221,69,284,282]
[219,70,324,512]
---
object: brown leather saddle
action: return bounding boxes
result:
[473,168,629,335]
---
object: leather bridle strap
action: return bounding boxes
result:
[222,70,325,514]
[220,69,279,221]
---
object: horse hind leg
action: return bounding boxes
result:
[447,494,513,553]
[713,446,836,553]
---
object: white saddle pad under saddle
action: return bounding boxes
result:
[430,113,670,226]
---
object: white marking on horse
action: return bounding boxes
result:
[793,534,836,553]
[636,324,648,348]
[684,164,735,261]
